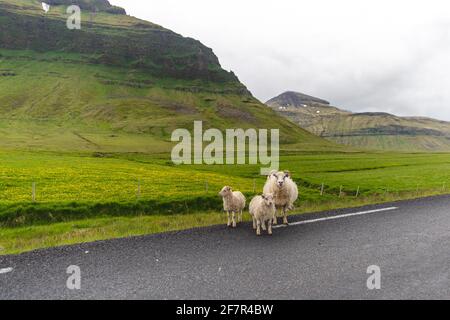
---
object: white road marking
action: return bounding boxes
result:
[273,207,399,229]
[0,267,13,274]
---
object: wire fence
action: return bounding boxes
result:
[8,178,450,204]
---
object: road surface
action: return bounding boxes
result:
[1,195,449,300]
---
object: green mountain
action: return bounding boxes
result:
[0,0,337,153]
[267,91,450,152]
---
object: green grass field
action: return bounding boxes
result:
[1,149,450,255]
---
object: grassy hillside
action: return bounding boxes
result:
[0,0,338,153]
[0,0,239,81]
[267,91,450,152]
[0,50,334,152]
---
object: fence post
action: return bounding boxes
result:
[205,181,209,193]
[253,179,256,194]
[356,186,360,197]
[32,182,36,202]
[320,183,324,196]
[339,186,343,198]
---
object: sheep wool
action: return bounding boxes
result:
[263,170,298,225]
[249,194,276,236]
[219,186,246,228]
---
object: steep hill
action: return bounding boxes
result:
[0,0,241,82]
[267,91,450,152]
[0,0,338,153]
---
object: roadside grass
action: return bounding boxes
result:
[0,188,448,256]
[0,211,226,256]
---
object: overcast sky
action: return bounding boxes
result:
[111,0,450,120]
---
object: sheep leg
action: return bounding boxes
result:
[261,219,267,231]
[268,219,273,235]
[256,220,261,236]
[238,210,243,223]
[232,211,237,228]
[283,206,289,225]
[227,211,231,227]
[252,216,257,230]
[272,210,278,225]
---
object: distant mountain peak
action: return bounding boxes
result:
[266,91,330,108]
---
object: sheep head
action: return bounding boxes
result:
[270,171,292,188]
[261,193,274,207]
[219,186,233,197]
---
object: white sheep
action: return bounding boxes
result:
[263,170,298,225]
[249,193,276,236]
[219,186,246,228]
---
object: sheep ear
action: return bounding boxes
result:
[261,195,266,200]
[284,171,291,178]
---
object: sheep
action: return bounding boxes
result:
[249,193,276,236]
[219,186,246,228]
[263,170,298,225]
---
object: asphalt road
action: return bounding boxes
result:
[0,195,449,300]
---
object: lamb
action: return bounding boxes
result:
[263,170,298,225]
[249,193,276,236]
[219,186,246,228]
